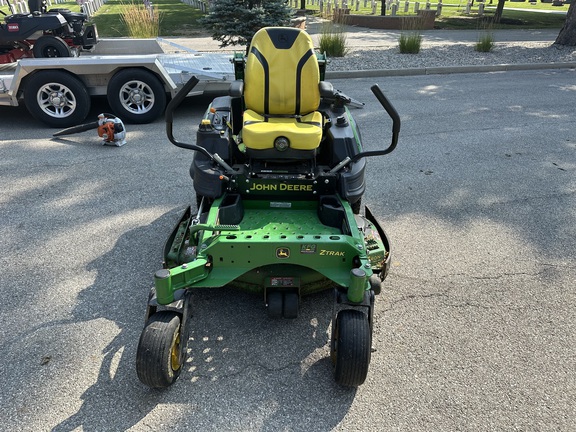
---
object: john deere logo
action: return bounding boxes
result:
[276,248,290,259]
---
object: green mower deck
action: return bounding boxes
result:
[154,196,389,305]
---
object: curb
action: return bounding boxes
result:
[325,62,576,79]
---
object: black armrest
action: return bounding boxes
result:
[229,80,244,97]
[319,81,334,98]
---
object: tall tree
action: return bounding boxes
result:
[200,0,292,48]
[493,0,506,24]
[555,1,576,46]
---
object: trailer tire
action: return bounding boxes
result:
[107,68,167,124]
[24,70,90,128]
[32,36,71,58]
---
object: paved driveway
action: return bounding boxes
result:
[0,68,574,431]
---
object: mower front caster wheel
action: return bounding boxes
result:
[267,291,283,318]
[267,291,299,319]
[283,292,299,319]
[136,311,186,388]
[331,309,372,387]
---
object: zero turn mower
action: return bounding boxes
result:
[0,0,97,63]
[136,27,401,388]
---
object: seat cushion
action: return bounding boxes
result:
[242,109,323,151]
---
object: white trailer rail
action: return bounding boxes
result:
[0,38,235,127]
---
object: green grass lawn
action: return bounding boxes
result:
[0,0,204,37]
[89,0,205,37]
[436,10,566,29]
[0,0,568,36]
[308,0,568,29]
[0,1,81,15]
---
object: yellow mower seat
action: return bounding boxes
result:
[242,27,323,156]
[242,110,323,150]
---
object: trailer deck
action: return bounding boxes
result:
[0,38,236,108]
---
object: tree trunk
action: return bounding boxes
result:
[555,1,576,46]
[493,0,506,24]
[300,0,306,10]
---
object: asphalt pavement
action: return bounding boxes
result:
[1,10,576,432]
[1,67,575,431]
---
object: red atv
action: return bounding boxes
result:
[0,0,98,63]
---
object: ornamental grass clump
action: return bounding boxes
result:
[475,19,495,53]
[398,16,423,54]
[120,1,161,38]
[318,21,349,57]
[398,32,422,54]
[475,32,495,52]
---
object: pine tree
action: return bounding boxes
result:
[201,0,293,48]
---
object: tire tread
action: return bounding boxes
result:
[136,311,182,388]
[333,309,371,387]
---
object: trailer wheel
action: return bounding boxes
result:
[107,68,167,124]
[24,70,90,128]
[136,311,185,388]
[331,309,371,387]
[32,36,71,58]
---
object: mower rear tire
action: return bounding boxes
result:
[107,68,167,124]
[331,309,371,387]
[24,70,90,128]
[136,311,185,388]
[32,36,71,58]
[351,198,362,215]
